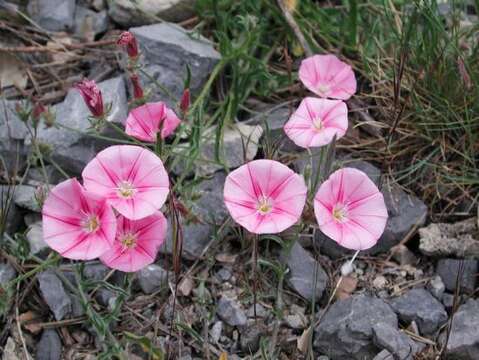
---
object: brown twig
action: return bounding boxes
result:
[0,39,117,53]
[276,0,313,57]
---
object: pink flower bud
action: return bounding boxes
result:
[32,102,46,121]
[130,74,144,99]
[180,88,190,113]
[74,79,104,117]
[117,31,139,58]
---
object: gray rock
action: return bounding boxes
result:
[109,0,196,27]
[131,23,220,103]
[27,0,76,32]
[314,294,398,360]
[445,299,479,359]
[0,101,28,176]
[13,185,40,212]
[32,77,127,173]
[36,329,62,360]
[316,178,427,257]
[246,104,299,152]
[74,6,108,39]
[137,264,169,294]
[428,275,446,300]
[26,221,48,255]
[38,271,72,321]
[246,303,269,318]
[373,350,394,360]
[280,242,328,301]
[216,267,232,282]
[83,263,109,281]
[95,288,116,308]
[191,172,228,223]
[26,165,63,185]
[442,293,456,309]
[419,218,479,258]
[210,321,223,343]
[198,124,263,176]
[436,258,478,293]
[240,323,265,353]
[389,288,447,335]
[216,295,247,327]
[0,262,16,284]
[0,185,22,234]
[372,322,422,360]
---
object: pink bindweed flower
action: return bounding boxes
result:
[42,178,117,260]
[125,102,181,142]
[82,145,169,220]
[100,211,167,272]
[74,79,104,117]
[299,54,357,100]
[314,168,388,251]
[117,31,139,58]
[283,97,348,148]
[223,159,307,234]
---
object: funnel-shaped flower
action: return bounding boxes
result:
[224,159,307,234]
[299,54,356,100]
[125,102,181,142]
[117,31,139,58]
[100,211,167,272]
[284,97,348,148]
[42,178,117,260]
[74,79,104,117]
[314,168,388,250]
[82,145,169,220]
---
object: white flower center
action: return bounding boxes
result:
[332,204,348,223]
[313,116,323,131]
[117,181,136,199]
[84,215,100,233]
[120,233,137,249]
[257,197,272,215]
[317,84,330,96]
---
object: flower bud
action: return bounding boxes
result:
[180,88,190,113]
[117,31,139,58]
[130,73,144,99]
[74,79,104,117]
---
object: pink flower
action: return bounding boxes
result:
[117,31,139,58]
[314,168,388,250]
[125,102,181,142]
[74,79,104,117]
[82,145,169,220]
[42,178,117,260]
[100,211,167,272]
[299,54,357,100]
[223,159,307,234]
[284,97,348,148]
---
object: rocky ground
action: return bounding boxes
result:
[0,1,478,359]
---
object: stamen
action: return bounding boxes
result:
[84,215,100,233]
[317,84,330,95]
[332,204,348,223]
[117,181,136,198]
[313,116,323,131]
[120,233,137,249]
[257,197,272,215]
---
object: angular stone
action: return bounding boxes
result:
[245,104,300,152]
[0,262,16,284]
[27,0,76,32]
[26,221,48,255]
[389,288,447,335]
[36,329,62,360]
[427,275,446,300]
[436,258,478,293]
[131,23,221,103]
[13,185,40,212]
[32,77,127,174]
[198,124,263,176]
[280,242,328,301]
[137,264,170,294]
[372,322,422,360]
[38,271,72,321]
[240,323,265,353]
[0,185,22,234]
[109,0,196,27]
[419,218,479,258]
[445,299,479,359]
[74,6,109,40]
[83,263,109,281]
[0,101,28,176]
[216,295,247,327]
[190,172,228,223]
[314,294,398,360]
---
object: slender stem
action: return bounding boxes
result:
[252,234,259,320]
